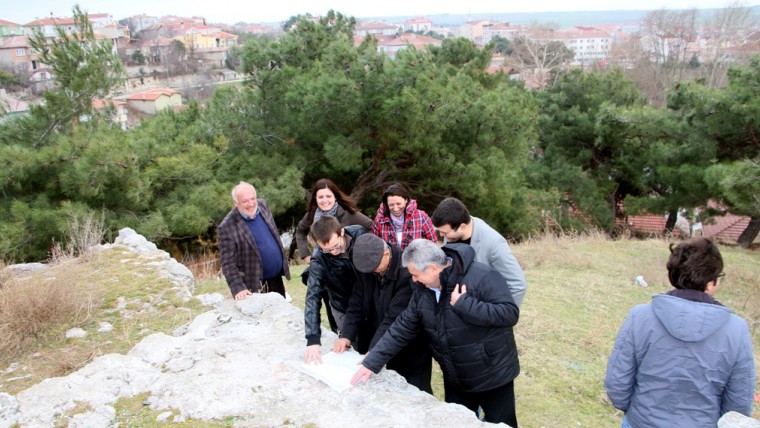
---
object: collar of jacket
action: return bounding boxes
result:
[378,244,403,281]
[666,289,723,306]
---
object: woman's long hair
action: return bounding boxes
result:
[305,178,359,224]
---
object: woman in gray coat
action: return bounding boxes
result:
[605,238,755,428]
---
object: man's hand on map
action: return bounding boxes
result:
[333,338,351,353]
[351,365,374,386]
[304,344,322,364]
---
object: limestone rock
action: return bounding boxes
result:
[3,293,500,427]
[68,405,116,428]
[719,411,760,428]
[1,262,47,276]
[65,328,87,339]
[196,292,225,306]
[98,322,114,333]
[0,393,19,427]
[109,228,195,295]
[113,228,157,253]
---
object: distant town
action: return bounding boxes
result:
[2,6,759,128]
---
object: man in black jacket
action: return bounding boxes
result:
[351,239,520,426]
[333,233,432,393]
[304,216,368,364]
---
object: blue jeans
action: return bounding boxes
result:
[621,414,633,428]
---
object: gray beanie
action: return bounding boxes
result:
[352,234,387,273]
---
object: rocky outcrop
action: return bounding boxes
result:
[105,227,195,296]
[1,293,496,427]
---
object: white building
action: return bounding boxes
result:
[404,17,432,33]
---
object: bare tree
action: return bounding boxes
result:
[638,8,698,104]
[700,0,757,88]
[509,23,574,88]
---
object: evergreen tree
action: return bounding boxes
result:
[531,69,645,233]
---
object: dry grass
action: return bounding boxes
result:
[0,259,10,289]
[512,233,760,426]
[182,253,221,282]
[0,263,97,362]
[0,248,203,394]
[48,211,106,264]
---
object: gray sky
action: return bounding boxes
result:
[3,0,756,24]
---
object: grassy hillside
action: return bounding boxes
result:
[511,234,760,426]
[1,234,758,427]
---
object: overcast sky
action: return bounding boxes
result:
[4,0,757,24]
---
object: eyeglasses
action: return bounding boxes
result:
[716,272,726,281]
[319,237,342,254]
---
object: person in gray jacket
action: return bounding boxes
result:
[431,197,527,307]
[605,238,755,428]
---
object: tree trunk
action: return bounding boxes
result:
[736,215,760,249]
[664,208,678,235]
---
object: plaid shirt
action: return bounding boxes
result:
[372,199,438,250]
[217,199,290,297]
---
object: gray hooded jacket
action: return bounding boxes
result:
[605,292,755,427]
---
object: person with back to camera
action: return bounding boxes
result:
[605,237,755,428]
[372,183,438,250]
[295,178,372,332]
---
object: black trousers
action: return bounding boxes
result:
[390,358,433,394]
[443,378,518,427]
[260,275,286,298]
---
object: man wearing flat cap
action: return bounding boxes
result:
[333,233,432,393]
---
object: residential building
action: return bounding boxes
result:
[458,20,491,44]
[94,22,131,54]
[125,88,182,114]
[92,98,128,129]
[376,33,442,58]
[234,23,275,35]
[174,30,237,50]
[0,88,29,121]
[723,42,760,63]
[0,19,23,36]
[86,13,114,29]
[550,27,613,67]
[356,22,399,37]
[404,17,432,33]
[129,36,173,65]
[0,35,41,75]
[24,14,113,37]
[482,22,524,43]
[121,14,158,35]
[430,25,455,38]
[24,17,78,37]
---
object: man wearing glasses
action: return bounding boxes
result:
[303,216,369,364]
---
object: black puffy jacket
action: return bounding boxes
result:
[340,245,432,390]
[363,243,520,392]
[304,225,368,346]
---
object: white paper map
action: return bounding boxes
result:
[298,350,365,393]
